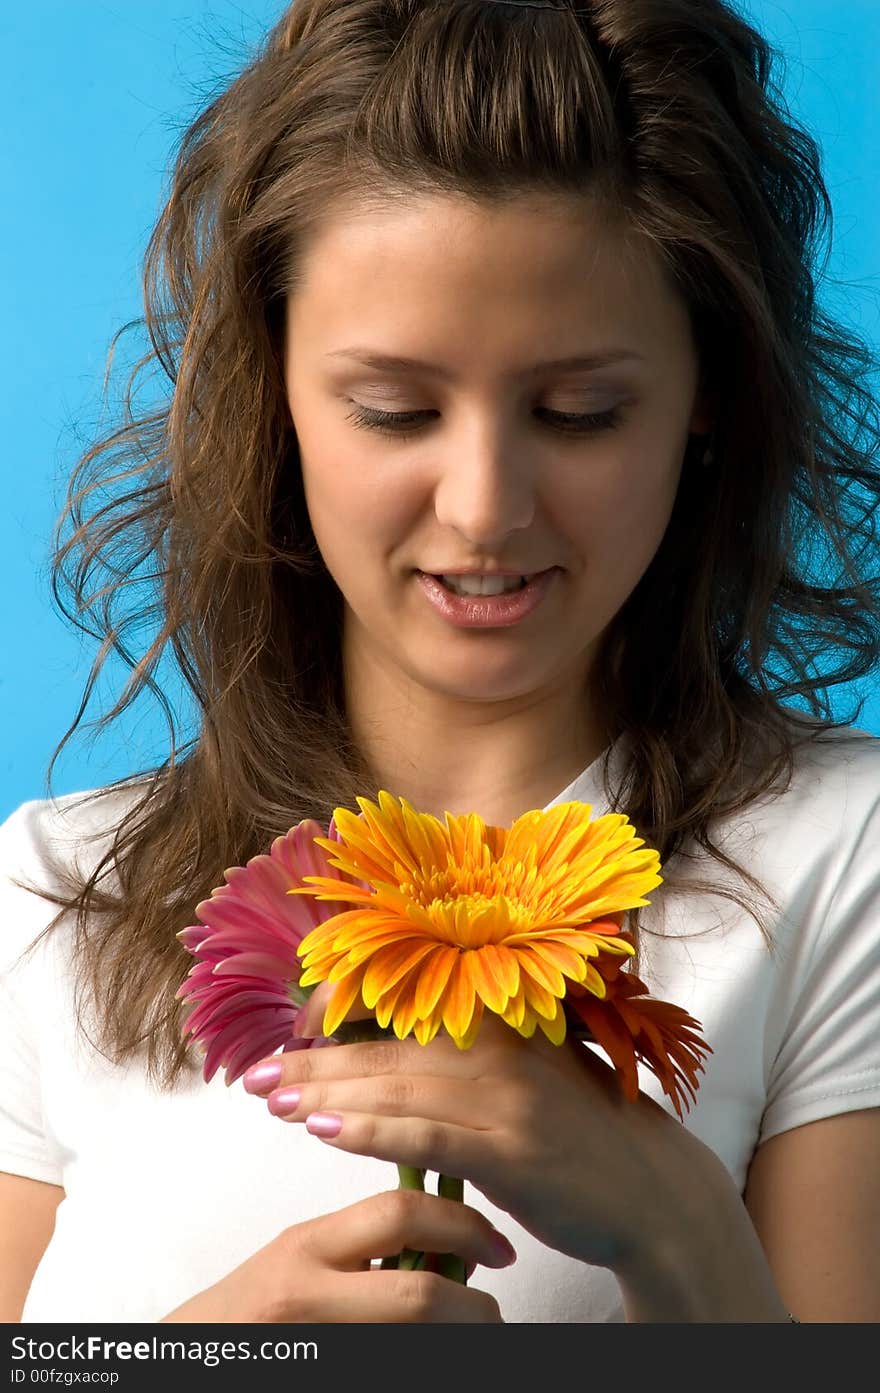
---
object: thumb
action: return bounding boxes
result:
[295,977,375,1039]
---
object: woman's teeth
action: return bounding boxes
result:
[438,574,530,596]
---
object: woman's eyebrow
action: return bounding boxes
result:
[323,347,644,381]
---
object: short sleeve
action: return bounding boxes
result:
[759,768,880,1143]
[0,803,65,1186]
[0,978,64,1185]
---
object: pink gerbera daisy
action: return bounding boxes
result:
[176,813,370,1085]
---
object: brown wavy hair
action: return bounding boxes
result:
[12,0,880,1089]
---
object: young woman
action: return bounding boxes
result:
[2,0,879,1324]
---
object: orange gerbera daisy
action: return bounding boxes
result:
[565,936,713,1121]
[288,792,662,1050]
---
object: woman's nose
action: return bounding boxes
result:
[431,425,537,544]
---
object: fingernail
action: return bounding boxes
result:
[267,1086,302,1116]
[306,1112,343,1138]
[489,1230,517,1266]
[242,1060,282,1093]
[292,1012,313,1039]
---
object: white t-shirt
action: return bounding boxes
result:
[2,724,880,1323]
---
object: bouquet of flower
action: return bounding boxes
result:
[177,792,711,1279]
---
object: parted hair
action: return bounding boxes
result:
[13,0,880,1087]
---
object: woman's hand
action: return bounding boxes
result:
[244,982,716,1275]
[159,1188,512,1323]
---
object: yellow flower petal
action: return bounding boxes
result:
[506,802,585,867]
[413,1012,443,1046]
[398,798,449,874]
[528,939,588,984]
[440,957,476,1040]
[520,972,559,1020]
[483,942,521,997]
[351,796,420,878]
[413,945,459,1020]
[517,947,566,998]
[362,940,439,1008]
[464,947,512,1014]
[288,880,378,906]
[514,1008,539,1039]
[340,927,431,970]
[374,975,411,1030]
[536,999,568,1046]
[582,960,608,999]
[288,789,666,1061]
[388,982,424,1040]
[321,967,368,1037]
[499,989,527,1029]
[452,999,485,1050]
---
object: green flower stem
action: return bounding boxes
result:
[435,1173,467,1285]
[290,997,470,1281]
[398,1165,428,1190]
[382,1165,426,1271]
[437,1173,463,1201]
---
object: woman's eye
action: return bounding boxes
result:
[344,404,622,439]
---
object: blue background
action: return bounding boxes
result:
[2,1,878,820]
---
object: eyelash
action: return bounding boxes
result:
[344,404,623,440]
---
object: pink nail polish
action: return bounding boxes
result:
[242,1060,282,1093]
[267,1087,302,1116]
[306,1112,343,1138]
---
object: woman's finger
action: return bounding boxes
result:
[246,1032,482,1095]
[294,1187,517,1275]
[265,1071,491,1131]
[295,1107,495,1186]
[294,1269,504,1322]
[296,977,375,1038]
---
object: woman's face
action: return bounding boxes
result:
[283,191,712,721]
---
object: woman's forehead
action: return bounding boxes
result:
[285,196,688,370]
